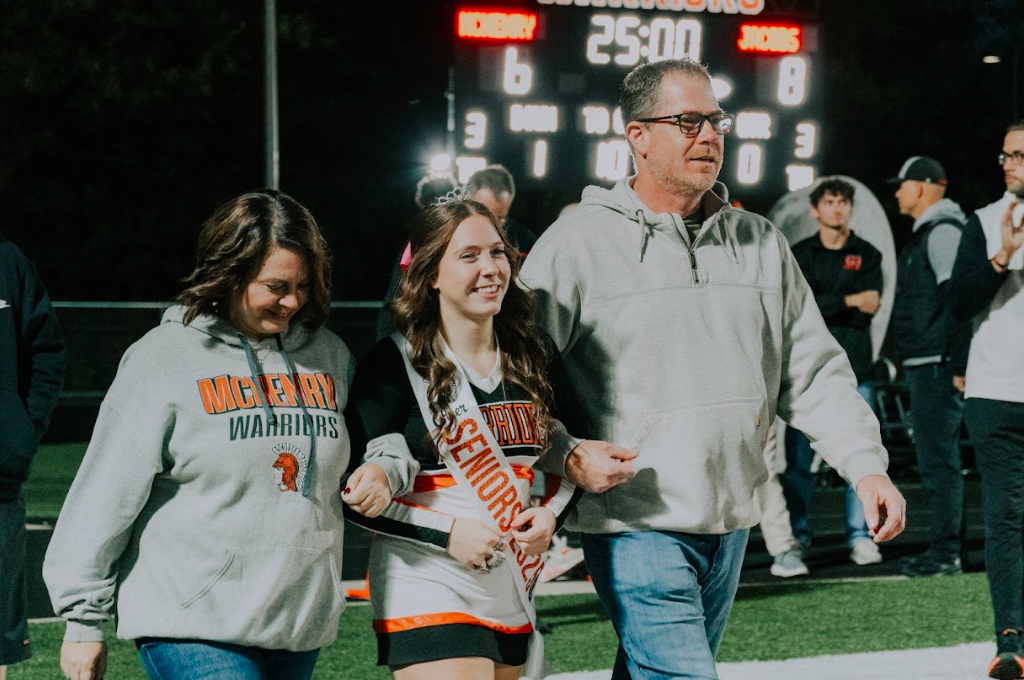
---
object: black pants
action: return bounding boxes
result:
[0,491,30,666]
[905,363,966,558]
[965,397,1024,634]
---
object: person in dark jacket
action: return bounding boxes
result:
[948,121,1024,680]
[0,238,66,679]
[888,155,970,578]
[782,178,885,567]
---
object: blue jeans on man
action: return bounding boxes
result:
[781,382,875,549]
[137,639,319,680]
[583,528,749,679]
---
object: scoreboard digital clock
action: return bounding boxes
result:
[452,1,821,210]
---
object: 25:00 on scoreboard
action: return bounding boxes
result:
[452,2,822,205]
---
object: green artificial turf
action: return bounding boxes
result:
[10,575,994,680]
[22,442,87,519]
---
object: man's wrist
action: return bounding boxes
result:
[992,252,1011,272]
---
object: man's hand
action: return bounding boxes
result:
[565,440,639,493]
[993,199,1024,272]
[342,463,392,518]
[855,474,906,543]
[510,507,556,555]
[953,375,966,393]
[845,290,881,315]
[60,640,107,680]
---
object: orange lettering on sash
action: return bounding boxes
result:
[451,432,487,463]
[446,418,478,446]
[488,485,519,521]
[477,471,509,501]
[461,451,499,483]
[498,503,522,534]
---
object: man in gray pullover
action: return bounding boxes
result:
[522,59,906,680]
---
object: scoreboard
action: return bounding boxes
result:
[452,0,821,208]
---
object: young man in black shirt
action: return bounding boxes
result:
[781,178,885,566]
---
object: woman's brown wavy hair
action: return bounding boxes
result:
[391,198,554,454]
[177,189,332,330]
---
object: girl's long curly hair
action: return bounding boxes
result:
[391,198,554,454]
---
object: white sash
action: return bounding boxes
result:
[392,332,547,680]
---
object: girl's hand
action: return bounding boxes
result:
[509,506,556,556]
[342,463,392,518]
[447,517,503,571]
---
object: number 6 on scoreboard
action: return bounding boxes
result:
[503,47,533,95]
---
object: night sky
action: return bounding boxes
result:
[1,0,1020,301]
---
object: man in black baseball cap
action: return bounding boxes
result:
[887,155,949,186]
[888,154,970,580]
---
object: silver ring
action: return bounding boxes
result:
[494,540,505,553]
[486,551,506,569]
[478,563,492,574]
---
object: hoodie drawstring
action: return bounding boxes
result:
[637,209,651,262]
[239,334,278,427]
[276,335,318,498]
[239,333,317,498]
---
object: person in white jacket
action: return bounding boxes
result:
[519,59,906,680]
[948,121,1024,680]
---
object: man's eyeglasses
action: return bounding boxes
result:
[998,151,1024,166]
[636,111,734,137]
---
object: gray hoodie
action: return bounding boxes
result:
[522,178,888,535]
[43,306,355,651]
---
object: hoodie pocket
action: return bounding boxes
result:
[178,550,235,610]
[606,398,770,531]
[0,389,39,483]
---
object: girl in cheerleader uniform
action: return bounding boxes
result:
[343,195,583,680]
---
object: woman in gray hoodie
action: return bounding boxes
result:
[43,191,397,680]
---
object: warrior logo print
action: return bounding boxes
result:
[271,442,308,493]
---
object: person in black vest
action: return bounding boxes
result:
[782,178,885,567]
[889,156,970,577]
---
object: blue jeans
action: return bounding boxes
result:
[582,529,749,679]
[138,639,320,680]
[781,381,875,548]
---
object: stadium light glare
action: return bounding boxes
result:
[428,153,452,176]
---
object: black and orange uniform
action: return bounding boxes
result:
[345,339,579,667]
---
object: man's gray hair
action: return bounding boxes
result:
[465,164,516,200]
[619,59,712,126]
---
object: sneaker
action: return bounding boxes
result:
[989,629,1024,679]
[770,549,809,578]
[539,535,586,583]
[902,552,962,577]
[849,538,883,566]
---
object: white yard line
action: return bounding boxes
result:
[550,642,995,680]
